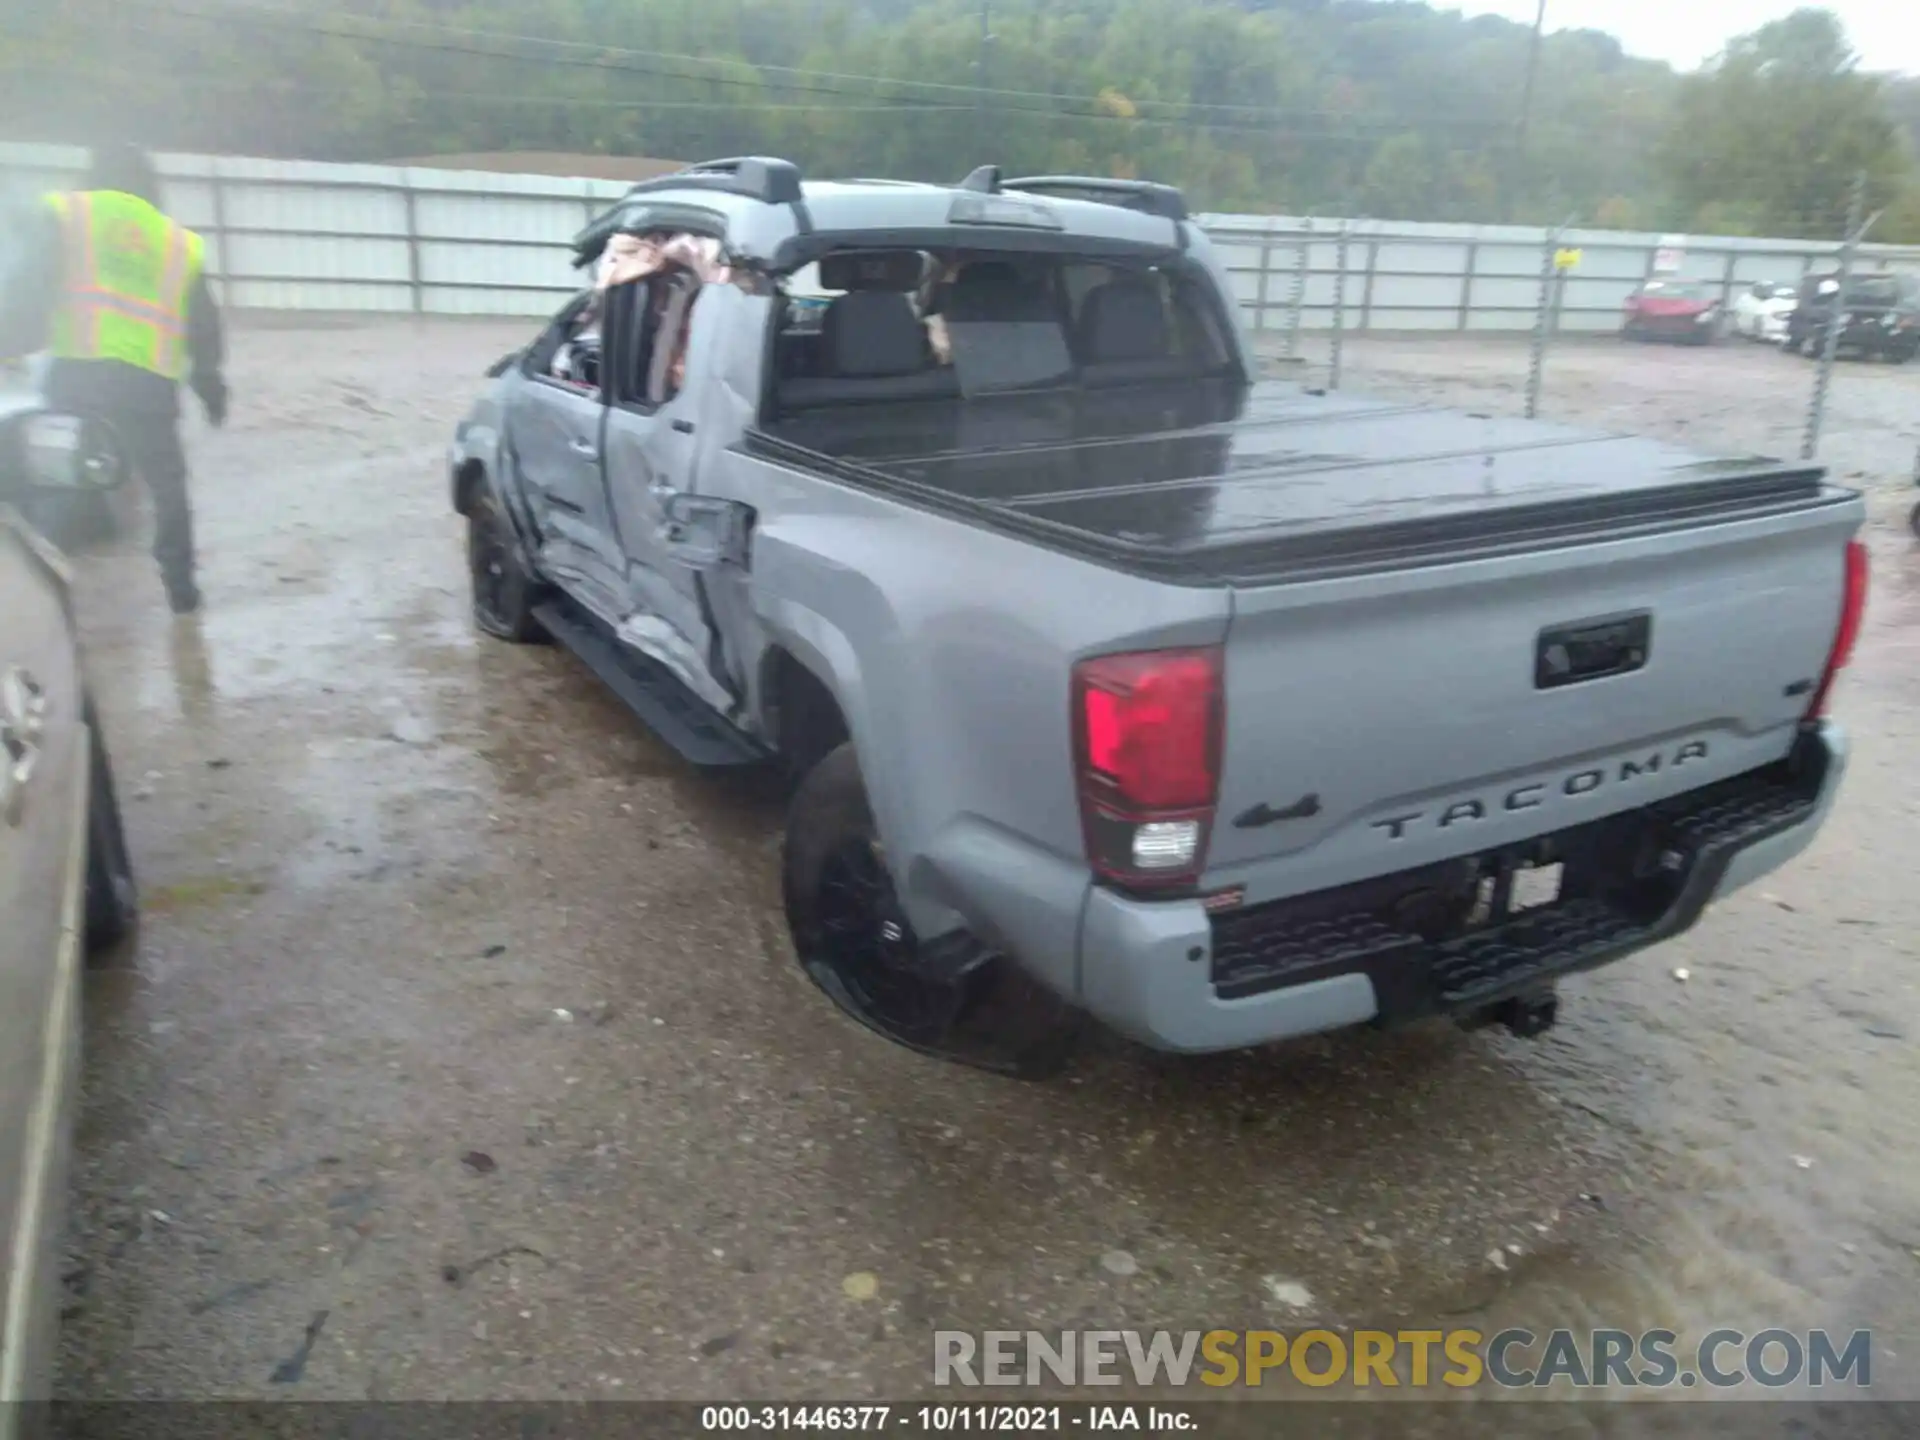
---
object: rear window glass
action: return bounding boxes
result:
[769,248,1230,410]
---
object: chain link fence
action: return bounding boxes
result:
[1219,204,1920,499]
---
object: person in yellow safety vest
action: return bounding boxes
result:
[0,142,228,614]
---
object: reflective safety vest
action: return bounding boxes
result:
[44,190,204,381]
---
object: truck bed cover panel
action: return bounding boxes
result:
[750,379,1842,586]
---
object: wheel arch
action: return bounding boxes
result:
[452,457,487,517]
[759,643,851,783]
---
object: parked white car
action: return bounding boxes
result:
[1730,281,1796,343]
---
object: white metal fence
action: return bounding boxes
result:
[6,140,1919,329]
[1207,218,1920,336]
[0,141,635,317]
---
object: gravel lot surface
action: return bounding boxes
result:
[51,320,1920,1416]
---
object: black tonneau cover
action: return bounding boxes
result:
[747,379,1846,586]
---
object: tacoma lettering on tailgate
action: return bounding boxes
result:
[1370,740,1711,841]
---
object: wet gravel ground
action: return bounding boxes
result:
[51,320,1920,1409]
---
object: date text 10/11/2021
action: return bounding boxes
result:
[700,1407,1197,1433]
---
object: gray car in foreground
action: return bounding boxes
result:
[0,398,137,1426]
[450,158,1867,1077]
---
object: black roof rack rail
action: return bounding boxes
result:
[625,156,805,206]
[1000,175,1188,223]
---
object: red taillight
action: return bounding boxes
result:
[1072,646,1223,888]
[1807,539,1869,720]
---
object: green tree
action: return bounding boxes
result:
[1656,9,1913,238]
[21,0,1912,234]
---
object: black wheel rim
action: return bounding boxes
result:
[807,840,962,1045]
[469,507,512,629]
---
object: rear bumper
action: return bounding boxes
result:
[1070,723,1847,1054]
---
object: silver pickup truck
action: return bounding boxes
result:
[450,158,1867,1077]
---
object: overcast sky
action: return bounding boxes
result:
[1450,2,1919,76]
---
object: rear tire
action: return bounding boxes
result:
[782,743,1080,1079]
[467,492,549,644]
[20,489,118,553]
[82,699,137,959]
[1909,498,1920,541]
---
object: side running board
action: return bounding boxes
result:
[532,599,768,769]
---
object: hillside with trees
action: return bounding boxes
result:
[1,0,1916,239]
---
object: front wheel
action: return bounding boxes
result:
[82,699,137,958]
[782,743,1081,1079]
[1909,498,1920,541]
[467,492,549,644]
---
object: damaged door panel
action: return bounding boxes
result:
[597,248,743,717]
[504,369,623,618]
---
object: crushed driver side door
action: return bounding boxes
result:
[502,295,626,620]
[598,273,743,717]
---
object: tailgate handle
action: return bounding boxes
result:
[1536,612,1651,690]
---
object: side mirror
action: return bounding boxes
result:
[21,412,130,493]
[485,350,522,379]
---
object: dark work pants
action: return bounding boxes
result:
[118,409,196,593]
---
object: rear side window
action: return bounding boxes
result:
[1061,262,1230,372]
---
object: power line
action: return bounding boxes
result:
[114,0,1512,137]
[32,44,1434,145]
[52,25,1449,143]
[265,0,1486,122]
[47,48,977,116]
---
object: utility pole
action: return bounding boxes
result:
[1515,0,1547,158]
[1511,0,1547,220]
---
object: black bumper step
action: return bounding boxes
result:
[533,598,767,769]
[1209,753,1823,1019]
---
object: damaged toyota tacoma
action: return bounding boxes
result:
[449,158,1868,1077]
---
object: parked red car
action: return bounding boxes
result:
[1622,278,1725,345]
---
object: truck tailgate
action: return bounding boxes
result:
[1206,502,1861,889]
